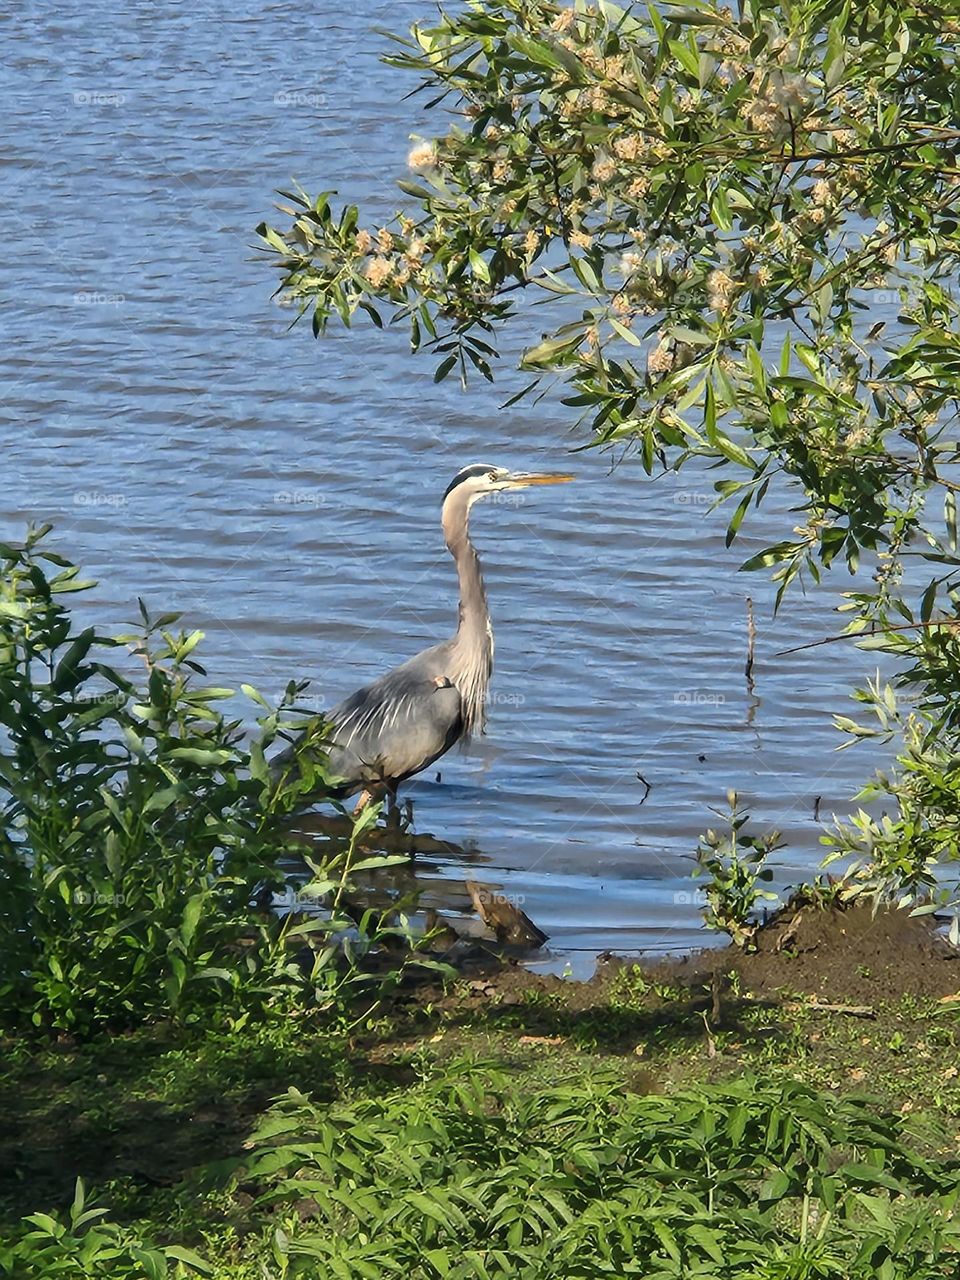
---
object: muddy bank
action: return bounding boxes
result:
[423,897,960,1014]
[649,899,960,1005]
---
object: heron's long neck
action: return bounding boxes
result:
[442,493,493,735]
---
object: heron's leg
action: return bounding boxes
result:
[383,783,402,834]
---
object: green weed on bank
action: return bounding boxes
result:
[3,1063,958,1279]
[244,1066,960,1279]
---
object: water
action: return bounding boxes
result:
[1,0,893,971]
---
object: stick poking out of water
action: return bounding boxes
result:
[745,597,756,688]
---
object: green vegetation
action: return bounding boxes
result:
[694,790,781,947]
[2,965,960,1277]
[0,526,430,1034]
[248,1068,959,1277]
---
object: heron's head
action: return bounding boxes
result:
[443,463,573,507]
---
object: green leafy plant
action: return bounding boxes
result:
[825,676,960,941]
[694,790,780,947]
[241,1063,960,1278]
[0,1179,210,1278]
[0,527,435,1032]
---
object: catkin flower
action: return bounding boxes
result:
[591,155,617,183]
[524,229,540,257]
[570,229,593,249]
[551,7,575,31]
[377,228,394,253]
[707,268,738,312]
[743,96,781,134]
[619,251,644,276]
[647,342,673,375]
[812,178,832,206]
[768,70,813,111]
[408,140,437,172]
[365,256,393,287]
[355,229,372,254]
[613,134,644,162]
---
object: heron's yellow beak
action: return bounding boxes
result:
[507,471,575,488]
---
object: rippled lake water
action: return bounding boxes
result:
[2,0,894,970]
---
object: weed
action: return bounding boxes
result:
[694,791,781,948]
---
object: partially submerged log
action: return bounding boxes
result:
[466,881,548,949]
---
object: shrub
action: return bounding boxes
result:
[0,527,419,1032]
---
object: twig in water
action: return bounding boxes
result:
[745,596,756,687]
[636,772,651,805]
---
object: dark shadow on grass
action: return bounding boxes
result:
[377,964,795,1060]
[0,1022,409,1224]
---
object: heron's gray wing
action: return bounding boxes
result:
[327,665,463,790]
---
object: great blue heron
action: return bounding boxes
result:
[278,463,572,808]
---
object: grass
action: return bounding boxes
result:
[2,960,959,1277]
